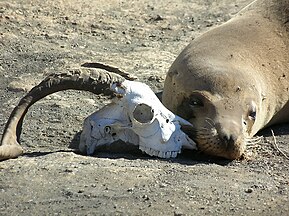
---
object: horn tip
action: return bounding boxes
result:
[0,139,23,161]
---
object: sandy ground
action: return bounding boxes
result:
[0,0,288,215]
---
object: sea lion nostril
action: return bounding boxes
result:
[222,135,229,142]
[220,133,237,147]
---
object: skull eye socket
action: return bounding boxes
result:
[133,103,154,124]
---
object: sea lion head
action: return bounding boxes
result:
[162,0,289,160]
[162,55,263,160]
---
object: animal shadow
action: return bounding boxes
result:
[258,123,289,137]
[68,131,232,166]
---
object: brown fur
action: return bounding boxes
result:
[162,0,289,159]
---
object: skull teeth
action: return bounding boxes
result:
[139,146,180,158]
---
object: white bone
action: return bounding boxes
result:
[79,101,139,155]
[79,80,197,158]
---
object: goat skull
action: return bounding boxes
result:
[0,65,196,160]
[79,80,196,158]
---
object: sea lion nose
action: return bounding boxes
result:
[220,133,237,149]
[215,118,240,148]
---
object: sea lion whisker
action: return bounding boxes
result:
[199,127,210,132]
[195,132,217,138]
[245,140,261,144]
[205,118,215,128]
[246,140,262,145]
[246,141,261,147]
[246,142,262,149]
[195,135,214,140]
[245,137,263,147]
[246,142,261,147]
[245,136,263,142]
[196,131,211,136]
[195,127,217,137]
[245,137,263,148]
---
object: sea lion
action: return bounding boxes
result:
[162,0,289,159]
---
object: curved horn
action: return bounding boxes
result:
[0,68,126,160]
[81,62,136,81]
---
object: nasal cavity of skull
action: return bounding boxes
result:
[104,126,111,134]
[133,103,154,123]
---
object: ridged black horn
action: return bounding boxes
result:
[0,68,126,160]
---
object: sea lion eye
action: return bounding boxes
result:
[246,101,256,122]
[248,110,256,121]
[248,103,256,121]
[189,97,204,107]
[243,102,257,134]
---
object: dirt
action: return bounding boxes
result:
[0,0,288,215]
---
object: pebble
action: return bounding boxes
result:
[159,183,167,188]
[127,188,134,192]
[245,188,254,193]
[7,81,33,92]
[82,98,96,105]
[174,211,184,216]
[148,75,164,83]
[142,194,149,200]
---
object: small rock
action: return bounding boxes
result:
[154,15,164,21]
[159,183,167,188]
[174,211,184,216]
[142,194,149,200]
[7,81,33,92]
[127,188,134,192]
[148,75,164,83]
[82,98,96,105]
[245,188,254,193]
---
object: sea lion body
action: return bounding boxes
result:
[163,0,289,159]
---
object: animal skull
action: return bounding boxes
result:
[79,80,197,158]
[0,66,196,160]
